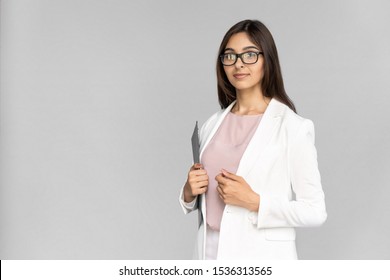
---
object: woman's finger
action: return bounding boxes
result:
[191,163,203,170]
[221,169,241,181]
[190,169,207,176]
[193,180,208,189]
[195,174,208,182]
[217,184,224,194]
[193,185,208,195]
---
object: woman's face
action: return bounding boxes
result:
[222,32,264,93]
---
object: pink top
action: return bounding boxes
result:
[201,112,263,231]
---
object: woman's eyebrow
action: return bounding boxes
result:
[224,47,235,52]
[224,46,260,52]
[243,46,260,51]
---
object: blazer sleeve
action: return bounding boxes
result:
[179,184,198,214]
[256,119,327,228]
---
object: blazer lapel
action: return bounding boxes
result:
[236,98,286,178]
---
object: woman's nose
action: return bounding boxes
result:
[235,57,245,68]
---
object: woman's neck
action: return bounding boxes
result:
[232,88,271,115]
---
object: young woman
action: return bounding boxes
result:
[179,19,327,260]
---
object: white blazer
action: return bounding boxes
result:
[179,98,327,259]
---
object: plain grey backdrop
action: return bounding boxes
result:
[1,0,389,259]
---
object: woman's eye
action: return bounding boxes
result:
[225,54,236,60]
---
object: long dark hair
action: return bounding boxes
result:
[216,19,297,113]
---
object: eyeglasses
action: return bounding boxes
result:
[220,51,263,66]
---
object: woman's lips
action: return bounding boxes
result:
[233,73,249,79]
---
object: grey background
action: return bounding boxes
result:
[1,0,389,259]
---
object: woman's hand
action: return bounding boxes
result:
[216,169,260,212]
[183,163,209,203]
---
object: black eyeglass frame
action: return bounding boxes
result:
[219,51,264,66]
